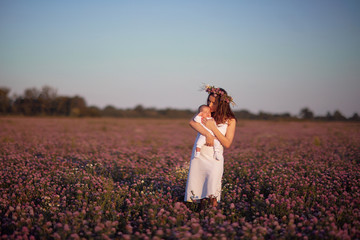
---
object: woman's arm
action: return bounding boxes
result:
[203,118,236,148]
[189,118,216,146]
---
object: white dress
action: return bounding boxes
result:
[184,122,228,202]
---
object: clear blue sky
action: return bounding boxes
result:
[1,0,359,117]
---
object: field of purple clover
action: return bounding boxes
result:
[1,117,360,239]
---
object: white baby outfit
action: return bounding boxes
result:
[193,115,223,161]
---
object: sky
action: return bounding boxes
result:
[1,0,360,117]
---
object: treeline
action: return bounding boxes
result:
[0,86,195,118]
[1,86,359,121]
[234,108,360,121]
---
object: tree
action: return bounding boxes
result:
[325,111,333,121]
[69,96,87,117]
[299,107,314,119]
[102,105,123,117]
[234,109,257,120]
[333,110,346,121]
[258,111,272,120]
[87,106,101,117]
[349,113,360,121]
[0,87,11,114]
[38,86,57,115]
[134,105,144,113]
[54,96,71,116]
[39,85,57,99]
[17,87,41,115]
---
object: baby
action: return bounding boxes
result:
[193,105,223,161]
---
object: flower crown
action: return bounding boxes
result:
[203,84,235,106]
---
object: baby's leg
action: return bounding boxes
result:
[213,139,221,152]
[194,134,206,158]
[213,139,224,161]
[196,134,206,148]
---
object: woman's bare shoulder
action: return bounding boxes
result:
[228,118,236,125]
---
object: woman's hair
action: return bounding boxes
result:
[207,88,236,124]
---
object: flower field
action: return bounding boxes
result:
[1,117,360,239]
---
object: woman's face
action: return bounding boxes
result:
[207,95,218,112]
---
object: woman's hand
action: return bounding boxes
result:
[202,118,216,131]
[189,117,216,147]
[205,133,215,146]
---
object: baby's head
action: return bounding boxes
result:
[198,105,211,118]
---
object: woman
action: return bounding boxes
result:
[184,85,236,207]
